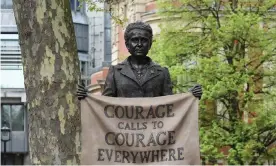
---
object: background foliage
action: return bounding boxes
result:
[85,0,276,164]
[149,0,276,164]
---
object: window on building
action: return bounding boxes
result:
[1,39,21,54]
[70,0,83,12]
[80,61,86,75]
[1,104,24,131]
[74,23,89,52]
[1,154,24,165]
[76,0,80,11]
[1,39,22,68]
[11,105,24,131]
[70,0,75,10]
[1,0,13,9]
[1,105,11,128]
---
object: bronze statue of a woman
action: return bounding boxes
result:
[77,21,202,99]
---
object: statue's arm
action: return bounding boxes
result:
[77,83,88,100]
[102,66,117,97]
[189,84,202,100]
[162,67,173,96]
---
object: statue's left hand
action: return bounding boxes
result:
[189,84,203,100]
[77,84,88,100]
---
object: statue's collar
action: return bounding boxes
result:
[118,56,158,68]
[116,56,162,86]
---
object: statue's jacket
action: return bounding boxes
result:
[102,57,173,97]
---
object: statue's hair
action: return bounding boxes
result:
[124,21,153,43]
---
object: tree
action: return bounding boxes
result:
[80,0,126,25]
[151,0,276,164]
[12,0,81,164]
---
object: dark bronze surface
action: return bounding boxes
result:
[102,56,173,97]
[77,21,202,99]
[102,21,173,97]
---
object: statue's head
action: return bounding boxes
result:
[124,21,153,57]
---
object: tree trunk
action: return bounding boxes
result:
[12,0,81,164]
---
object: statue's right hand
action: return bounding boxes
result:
[77,84,88,100]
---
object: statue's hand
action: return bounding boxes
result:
[189,84,203,100]
[77,84,88,100]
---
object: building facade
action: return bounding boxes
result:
[1,0,90,164]
[70,0,91,86]
[88,0,159,94]
[1,0,29,164]
[86,2,112,94]
[110,0,159,65]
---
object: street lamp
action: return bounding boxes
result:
[1,122,11,165]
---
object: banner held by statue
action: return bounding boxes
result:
[81,93,200,165]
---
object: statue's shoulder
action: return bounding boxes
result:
[151,61,167,71]
[110,58,168,72]
[112,60,128,70]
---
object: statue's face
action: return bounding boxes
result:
[126,29,151,57]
